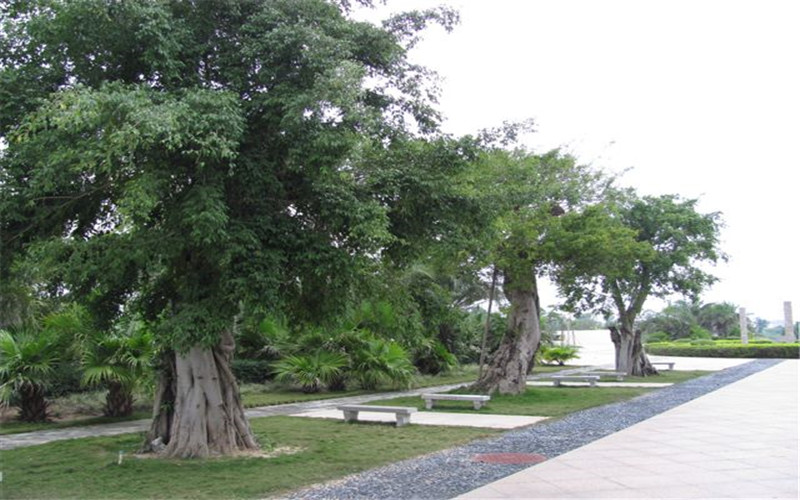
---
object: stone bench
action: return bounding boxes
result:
[651,362,675,371]
[421,393,490,410]
[337,405,417,427]
[550,375,600,387]
[584,371,627,381]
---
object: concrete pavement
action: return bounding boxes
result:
[459,359,799,499]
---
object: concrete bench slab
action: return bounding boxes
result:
[294,409,548,429]
[421,394,491,410]
[651,362,676,370]
[584,371,627,381]
[336,404,417,427]
[550,375,600,387]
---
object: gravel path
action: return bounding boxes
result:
[284,359,782,499]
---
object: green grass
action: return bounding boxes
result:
[595,370,712,384]
[238,364,484,407]
[368,386,654,417]
[531,364,584,374]
[0,411,150,436]
[0,416,499,499]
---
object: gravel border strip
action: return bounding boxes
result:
[283,359,782,499]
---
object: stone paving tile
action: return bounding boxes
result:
[460,360,798,499]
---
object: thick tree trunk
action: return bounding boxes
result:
[610,325,658,376]
[18,383,49,422]
[104,381,134,417]
[472,271,541,395]
[143,331,259,458]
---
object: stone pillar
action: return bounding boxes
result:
[739,307,748,344]
[784,301,795,342]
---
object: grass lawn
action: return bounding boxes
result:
[531,364,584,374]
[0,411,151,436]
[368,386,654,417]
[0,416,499,499]
[0,365,486,435]
[368,369,712,416]
[596,370,712,384]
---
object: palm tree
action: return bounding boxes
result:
[80,320,154,417]
[351,337,416,390]
[0,329,60,422]
[272,351,349,393]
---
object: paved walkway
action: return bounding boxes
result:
[459,360,799,499]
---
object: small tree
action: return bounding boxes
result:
[556,193,724,375]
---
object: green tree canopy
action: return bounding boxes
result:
[1,0,458,457]
[554,192,725,374]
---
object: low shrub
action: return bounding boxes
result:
[540,345,581,366]
[231,359,273,383]
[646,342,800,358]
[644,331,670,343]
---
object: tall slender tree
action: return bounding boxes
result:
[1,0,456,457]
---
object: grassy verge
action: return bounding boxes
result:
[0,364,581,435]
[595,370,712,384]
[367,386,653,417]
[0,411,151,436]
[0,416,499,499]
[646,342,799,358]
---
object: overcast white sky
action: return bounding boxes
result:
[356,0,799,321]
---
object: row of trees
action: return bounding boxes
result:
[639,301,741,341]
[0,304,153,422]
[0,0,723,458]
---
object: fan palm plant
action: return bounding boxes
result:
[80,320,154,417]
[0,329,60,422]
[351,337,416,390]
[272,351,349,393]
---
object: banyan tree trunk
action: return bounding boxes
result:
[610,325,658,376]
[472,271,542,395]
[104,381,134,417]
[143,330,259,458]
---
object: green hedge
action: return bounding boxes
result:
[232,359,273,383]
[646,342,800,359]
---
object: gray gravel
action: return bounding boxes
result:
[283,359,782,500]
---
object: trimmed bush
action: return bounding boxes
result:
[232,359,273,383]
[646,342,800,359]
[644,331,670,343]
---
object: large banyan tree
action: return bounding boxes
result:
[468,148,609,395]
[0,0,456,457]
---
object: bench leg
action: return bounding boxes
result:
[553,380,561,387]
[396,414,411,427]
[425,400,433,410]
[473,401,483,410]
[589,380,596,387]
[343,410,359,422]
